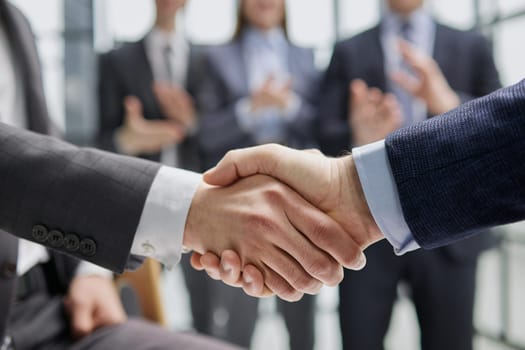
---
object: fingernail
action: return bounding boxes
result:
[243,273,253,284]
[221,261,232,274]
[355,253,367,270]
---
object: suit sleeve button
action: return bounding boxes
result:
[64,234,80,252]
[31,225,49,243]
[79,238,97,257]
[47,230,65,248]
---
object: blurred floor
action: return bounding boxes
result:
[161,223,525,350]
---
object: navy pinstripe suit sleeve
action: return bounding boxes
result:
[385,80,525,249]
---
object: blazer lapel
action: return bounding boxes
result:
[134,39,164,120]
[366,26,388,91]
[433,24,453,80]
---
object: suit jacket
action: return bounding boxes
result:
[0,2,159,340]
[197,38,320,169]
[98,39,206,172]
[317,23,501,156]
[386,79,525,249]
[317,23,501,261]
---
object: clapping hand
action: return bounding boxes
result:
[391,40,460,115]
[115,96,185,156]
[349,79,403,146]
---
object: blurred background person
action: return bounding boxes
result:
[195,0,319,348]
[96,0,213,338]
[0,1,238,350]
[316,0,501,349]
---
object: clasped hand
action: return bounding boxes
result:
[182,144,385,301]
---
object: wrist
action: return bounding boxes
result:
[338,155,384,248]
[183,182,206,252]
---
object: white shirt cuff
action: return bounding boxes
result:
[75,261,114,279]
[352,140,420,255]
[131,166,202,269]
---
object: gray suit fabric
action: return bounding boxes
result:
[0,3,240,350]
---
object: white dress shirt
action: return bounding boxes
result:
[0,19,111,278]
[145,27,190,167]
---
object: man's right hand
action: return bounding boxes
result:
[183,174,363,302]
[191,144,386,298]
[115,96,185,156]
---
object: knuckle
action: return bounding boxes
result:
[263,182,286,200]
[223,149,239,162]
[307,256,337,282]
[265,143,282,153]
[245,212,280,235]
[290,272,316,292]
[309,219,333,247]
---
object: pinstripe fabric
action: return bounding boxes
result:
[386,80,525,249]
[0,123,160,271]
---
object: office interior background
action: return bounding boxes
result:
[9,0,525,349]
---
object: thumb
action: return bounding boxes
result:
[70,303,95,339]
[350,79,368,107]
[203,144,283,186]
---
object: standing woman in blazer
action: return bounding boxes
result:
[197,0,319,169]
[196,0,319,348]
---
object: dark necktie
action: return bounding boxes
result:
[162,44,174,84]
[397,20,416,126]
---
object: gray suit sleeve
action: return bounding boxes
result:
[0,123,160,273]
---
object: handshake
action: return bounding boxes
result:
[182,144,385,302]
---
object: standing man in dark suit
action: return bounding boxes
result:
[316,0,501,349]
[97,0,211,335]
[98,0,203,171]
[0,1,241,349]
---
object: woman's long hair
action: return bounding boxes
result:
[232,0,288,40]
